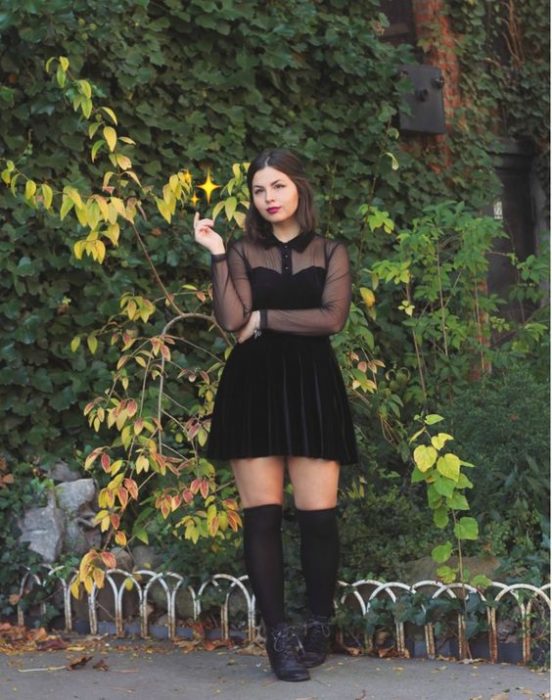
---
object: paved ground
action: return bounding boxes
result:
[1,639,549,700]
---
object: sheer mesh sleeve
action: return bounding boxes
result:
[211,240,252,332]
[260,241,352,336]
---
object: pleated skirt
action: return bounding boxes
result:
[205,330,358,465]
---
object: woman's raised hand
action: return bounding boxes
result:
[193,212,225,255]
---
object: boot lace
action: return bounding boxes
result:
[270,625,304,656]
[304,617,331,653]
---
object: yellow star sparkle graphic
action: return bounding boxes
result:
[197,170,221,204]
[190,191,200,207]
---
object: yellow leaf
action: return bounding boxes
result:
[156,197,171,223]
[70,336,81,352]
[115,531,127,546]
[93,568,105,589]
[413,445,438,473]
[75,205,88,227]
[25,179,37,199]
[78,80,92,98]
[95,239,106,263]
[73,240,86,259]
[87,334,98,354]
[70,579,81,600]
[41,183,53,209]
[125,170,142,188]
[436,453,461,482]
[65,187,83,209]
[101,106,118,125]
[431,433,454,451]
[360,287,376,309]
[103,126,117,152]
[59,56,70,72]
[105,223,120,245]
[116,154,132,170]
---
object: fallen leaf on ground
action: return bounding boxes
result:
[93,658,109,671]
[67,655,93,670]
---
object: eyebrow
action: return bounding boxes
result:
[253,180,284,189]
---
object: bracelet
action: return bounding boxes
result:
[253,328,262,339]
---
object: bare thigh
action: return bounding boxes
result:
[230,456,286,508]
[287,456,340,510]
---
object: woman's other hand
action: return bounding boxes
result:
[193,212,225,255]
[236,310,261,343]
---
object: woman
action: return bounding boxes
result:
[193,148,358,682]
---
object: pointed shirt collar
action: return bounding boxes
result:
[261,229,315,252]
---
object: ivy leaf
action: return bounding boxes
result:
[413,445,437,472]
[436,565,457,584]
[446,492,470,510]
[454,516,479,540]
[436,453,461,481]
[433,507,449,529]
[431,541,452,564]
[431,432,454,450]
[424,414,444,425]
[433,473,455,498]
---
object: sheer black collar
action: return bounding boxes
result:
[260,229,315,252]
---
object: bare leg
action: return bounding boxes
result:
[230,455,286,507]
[287,456,340,510]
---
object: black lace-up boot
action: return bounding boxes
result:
[299,614,333,668]
[265,622,310,682]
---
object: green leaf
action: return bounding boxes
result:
[470,574,492,589]
[433,507,449,529]
[87,334,98,354]
[432,541,453,564]
[424,414,444,425]
[427,484,442,509]
[454,516,479,540]
[436,453,461,481]
[446,492,470,510]
[433,473,456,498]
[456,473,474,489]
[436,565,457,584]
[60,195,74,220]
[411,466,426,483]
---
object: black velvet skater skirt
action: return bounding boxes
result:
[205,330,358,465]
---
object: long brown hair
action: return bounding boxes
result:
[244,148,318,245]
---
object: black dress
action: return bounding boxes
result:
[205,228,358,466]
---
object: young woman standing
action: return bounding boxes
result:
[193,148,358,682]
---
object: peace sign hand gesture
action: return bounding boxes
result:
[193,212,225,256]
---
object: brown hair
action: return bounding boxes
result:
[244,148,318,245]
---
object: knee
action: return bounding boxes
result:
[295,506,338,540]
[243,503,283,533]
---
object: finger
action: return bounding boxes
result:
[193,212,199,226]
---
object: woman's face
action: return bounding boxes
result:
[251,166,299,227]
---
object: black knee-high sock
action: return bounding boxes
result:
[295,507,339,617]
[242,504,285,628]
